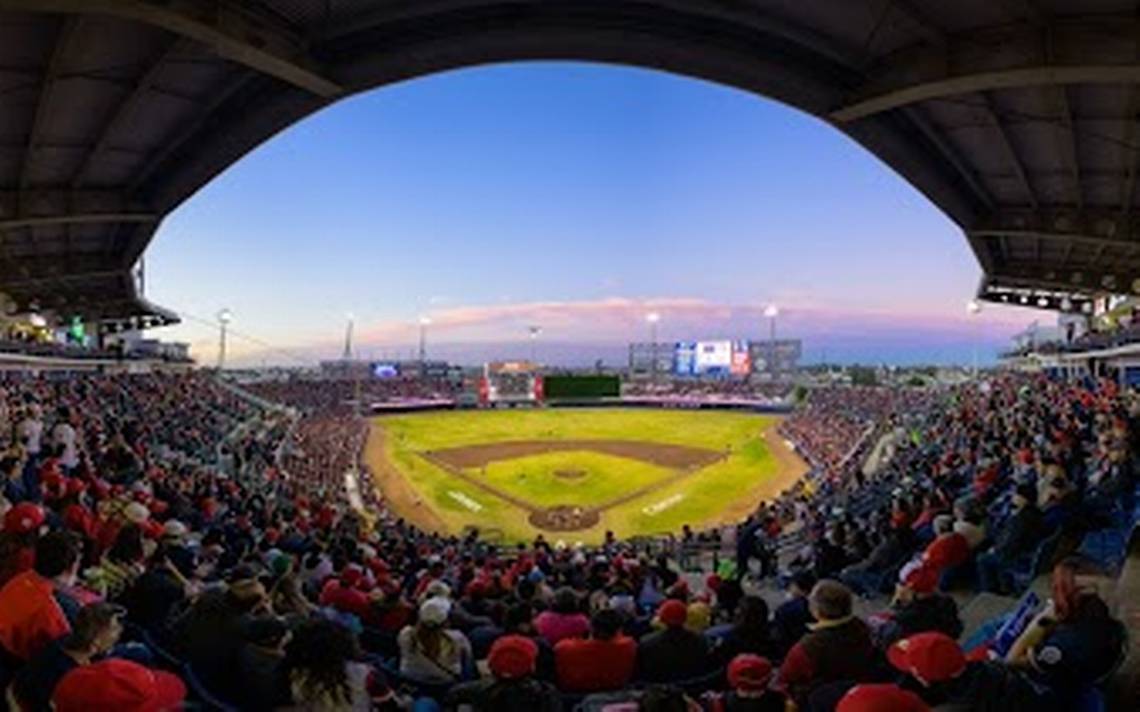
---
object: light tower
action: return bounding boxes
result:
[966,299,982,378]
[418,316,431,366]
[216,308,233,370]
[646,312,661,382]
[527,325,542,363]
[763,304,779,376]
[343,313,355,360]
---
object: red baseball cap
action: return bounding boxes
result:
[52,659,186,712]
[727,654,773,691]
[657,599,688,627]
[888,632,967,684]
[836,684,930,712]
[4,503,45,535]
[488,635,538,679]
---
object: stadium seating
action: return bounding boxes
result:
[0,370,1136,710]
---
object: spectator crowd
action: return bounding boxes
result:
[0,370,1132,711]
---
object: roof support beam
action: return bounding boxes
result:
[72,39,183,188]
[979,92,1038,209]
[0,212,156,232]
[970,228,1127,250]
[0,0,343,98]
[833,64,1140,122]
[20,17,81,192]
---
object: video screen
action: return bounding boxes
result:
[372,363,399,379]
[674,341,750,376]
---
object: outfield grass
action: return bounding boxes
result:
[370,408,797,543]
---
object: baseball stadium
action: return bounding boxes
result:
[1,2,1140,712]
[366,407,804,543]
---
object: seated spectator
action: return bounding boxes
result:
[51,658,186,712]
[398,596,472,685]
[710,595,779,666]
[638,599,710,683]
[281,618,380,710]
[951,499,986,551]
[834,683,929,712]
[702,653,787,712]
[0,502,46,588]
[172,568,271,700]
[772,571,815,657]
[918,515,969,577]
[533,587,589,645]
[874,564,961,647]
[976,484,1047,595]
[887,632,1040,710]
[1006,558,1127,702]
[12,602,124,712]
[447,634,562,711]
[779,580,874,706]
[839,521,914,596]
[554,608,636,692]
[0,531,81,661]
[85,523,147,601]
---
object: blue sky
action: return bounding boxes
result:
[145,62,1044,367]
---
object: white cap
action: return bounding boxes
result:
[124,502,150,524]
[162,520,188,539]
[419,596,452,626]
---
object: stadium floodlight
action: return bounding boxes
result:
[763,304,779,319]
[216,308,233,370]
[417,316,431,365]
[965,300,982,379]
[646,312,660,324]
[966,300,982,316]
[646,312,661,382]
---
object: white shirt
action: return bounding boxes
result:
[53,422,78,468]
[18,417,43,455]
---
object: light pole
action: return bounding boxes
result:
[418,316,431,375]
[646,312,660,382]
[764,304,778,376]
[216,308,232,370]
[528,325,542,364]
[343,313,355,360]
[966,299,982,379]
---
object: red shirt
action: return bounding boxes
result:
[0,571,71,660]
[553,635,636,692]
[318,580,372,619]
[922,533,970,573]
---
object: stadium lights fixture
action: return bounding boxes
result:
[966,300,982,315]
[763,304,779,319]
[418,315,432,326]
[646,312,660,324]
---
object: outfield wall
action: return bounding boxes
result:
[363,395,792,414]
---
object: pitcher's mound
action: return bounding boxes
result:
[529,505,600,531]
[553,469,587,480]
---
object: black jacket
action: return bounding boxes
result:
[637,626,710,682]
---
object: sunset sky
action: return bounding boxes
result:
[143,62,1047,367]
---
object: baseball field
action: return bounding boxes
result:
[362,408,806,543]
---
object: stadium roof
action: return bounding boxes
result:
[3,0,1140,319]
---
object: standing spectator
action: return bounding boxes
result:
[553,608,636,693]
[50,408,78,472]
[638,599,710,683]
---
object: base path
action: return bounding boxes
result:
[426,439,724,470]
[363,426,448,533]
